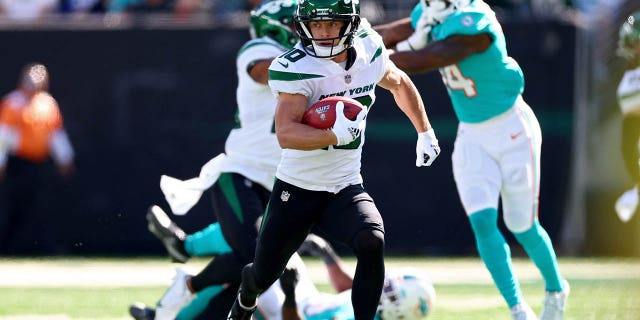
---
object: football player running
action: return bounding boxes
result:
[141,1,302,319]
[614,11,640,223]
[375,1,569,319]
[227,0,441,319]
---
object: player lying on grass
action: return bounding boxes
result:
[130,227,435,320]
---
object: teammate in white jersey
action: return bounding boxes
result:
[375,1,569,319]
[227,0,441,319]
[614,11,640,223]
[138,1,302,319]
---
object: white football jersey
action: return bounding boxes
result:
[222,37,287,191]
[268,27,390,193]
[617,65,640,115]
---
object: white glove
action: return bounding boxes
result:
[331,101,367,146]
[396,1,435,52]
[415,129,440,167]
[396,26,431,52]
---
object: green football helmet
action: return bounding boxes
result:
[250,0,298,49]
[617,11,640,63]
[294,0,361,58]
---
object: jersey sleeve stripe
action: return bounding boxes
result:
[369,46,383,64]
[269,70,324,81]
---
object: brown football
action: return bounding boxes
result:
[302,96,365,129]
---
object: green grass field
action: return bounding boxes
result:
[1,256,639,319]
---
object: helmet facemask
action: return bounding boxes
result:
[294,0,361,59]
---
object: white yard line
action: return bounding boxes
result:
[0,257,638,287]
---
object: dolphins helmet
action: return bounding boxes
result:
[378,268,436,320]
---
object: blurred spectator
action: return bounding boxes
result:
[209,0,258,15]
[0,63,75,255]
[105,0,209,15]
[0,0,58,20]
[174,0,203,16]
[107,0,183,13]
[58,0,102,13]
[486,0,577,20]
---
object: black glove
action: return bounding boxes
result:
[280,267,299,297]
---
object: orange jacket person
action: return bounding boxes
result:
[0,63,74,254]
[0,63,74,178]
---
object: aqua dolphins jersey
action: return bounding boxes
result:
[299,290,381,320]
[411,0,524,123]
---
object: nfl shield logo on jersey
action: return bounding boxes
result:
[281,191,290,202]
[344,74,352,84]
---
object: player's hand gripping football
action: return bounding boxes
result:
[331,101,367,146]
[416,129,440,167]
[396,0,436,51]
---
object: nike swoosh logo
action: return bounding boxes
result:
[510,131,523,140]
[278,60,289,68]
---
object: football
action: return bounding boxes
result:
[302,96,365,129]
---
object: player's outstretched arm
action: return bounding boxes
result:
[389,33,492,74]
[247,58,276,84]
[378,63,431,134]
[280,268,304,320]
[373,17,414,48]
[298,234,353,292]
[378,64,440,166]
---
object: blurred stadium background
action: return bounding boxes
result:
[0,0,638,259]
[1,0,640,319]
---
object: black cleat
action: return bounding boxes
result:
[129,302,155,320]
[146,205,190,263]
[227,294,256,320]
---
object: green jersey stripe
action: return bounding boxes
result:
[370,46,383,64]
[269,70,324,81]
